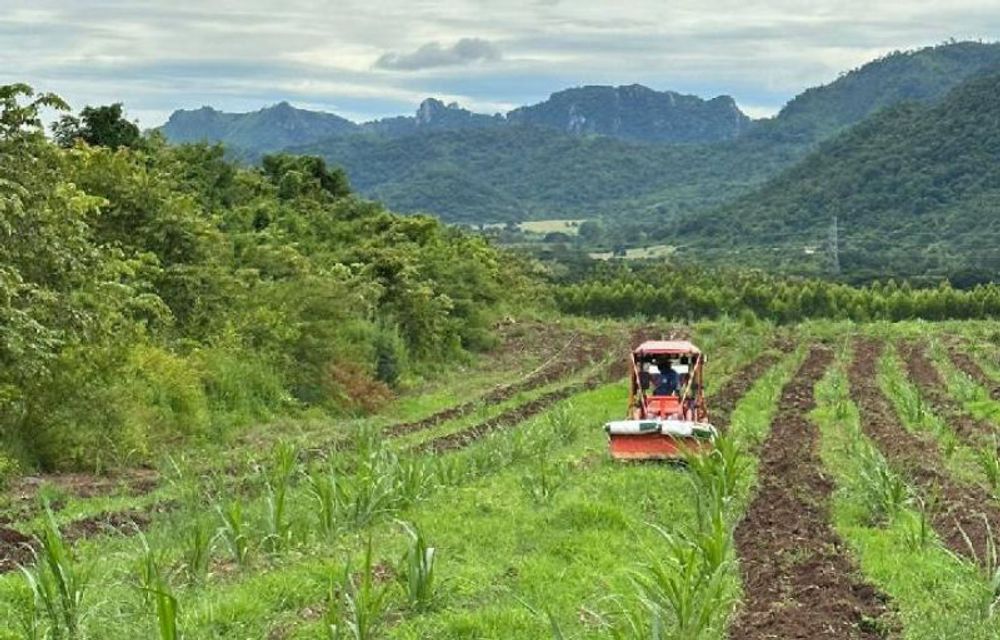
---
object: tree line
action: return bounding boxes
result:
[555,262,1000,323]
[0,84,532,473]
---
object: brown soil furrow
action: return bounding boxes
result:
[0,504,168,574]
[731,347,889,640]
[851,338,1000,561]
[712,349,789,431]
[411,326,672,453]
[899,342,994,444]
[946,342,1000,401]
[384,332,611,438]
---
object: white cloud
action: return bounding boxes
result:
[1,0,999,124]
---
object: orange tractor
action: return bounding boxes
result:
[605,340,717,460]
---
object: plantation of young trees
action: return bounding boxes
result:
[555,263,1000,323]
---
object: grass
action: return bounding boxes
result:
[813,345,1000,639]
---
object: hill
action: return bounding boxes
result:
[673,71,1000,282]
[506,84,751,142]
[158,42,1000,229]
[161,101,360,151]
[291,126,791,224]
[160,84,753,155]
[753,40,1000,143]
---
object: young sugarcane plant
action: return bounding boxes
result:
[325,540,390,640]
[955,514,1000,620]
[216,499,250,566]
[396,521,437,611]
[182,521,213,585]
[976,441,1000,492]
[20,506,91,640]
[306,462,338,538]
[264,441,298,552]
[632,523,733,640]
[136,534,181,640]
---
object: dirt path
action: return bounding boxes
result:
[946,341,1000,401]
[730,347,889,640]
[850,338,1000,561]
[898,342,995,445]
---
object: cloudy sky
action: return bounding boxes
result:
[3,0,999,127]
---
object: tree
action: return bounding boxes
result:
[261,153,351,199]
[53,103,141,149]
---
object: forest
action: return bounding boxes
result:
[0,84,533,474]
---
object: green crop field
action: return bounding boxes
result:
[5,318,1000,639]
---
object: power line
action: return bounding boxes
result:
[828,215,841,275]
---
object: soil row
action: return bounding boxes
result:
[731,347,890,640]
[409,327,659,454]
[899,342,994,445]
[0,506,163,574]
[850,338,1000,561]
[946,341,1000,401]
[711,347,791,431]
[384,332,610,437]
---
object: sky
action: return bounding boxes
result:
[3,0,1000,128]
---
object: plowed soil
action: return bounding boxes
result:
[712,346,792,430]
[731,347,890,640]
[385,332,611,438]
[899,342,994,444]
[0,504,170,574]
[850,338,1000,561]
[0,526,35,572]
[411,326,680,453]
[946,342,1000,401]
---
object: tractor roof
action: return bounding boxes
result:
[633,340,701,356]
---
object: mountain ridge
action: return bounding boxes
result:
[159,84,752,152]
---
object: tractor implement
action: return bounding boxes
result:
[604,340,717,460]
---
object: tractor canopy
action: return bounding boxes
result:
[633,340,701,357]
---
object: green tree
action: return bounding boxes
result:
[53,103,141,149]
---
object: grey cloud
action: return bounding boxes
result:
[375,38,501,71]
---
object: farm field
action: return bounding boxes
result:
[3,319,1000,639]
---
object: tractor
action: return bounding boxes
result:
[604,340,717,460]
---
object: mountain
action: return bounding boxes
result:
[289,126,787,224]
[507,84,751,143]
[161,101,360,152]
[756,41,1000,143]
[673,70,1000,282]
[158,41,1000,231]
[159,84,754,155]
[362,98,504,137]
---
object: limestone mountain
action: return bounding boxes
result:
[506,84,751,143]
[161,101,360,153]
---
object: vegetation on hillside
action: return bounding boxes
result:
[673,70,1000,282]
[0,84,531,472]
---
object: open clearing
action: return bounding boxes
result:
[5,320,1000,638]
